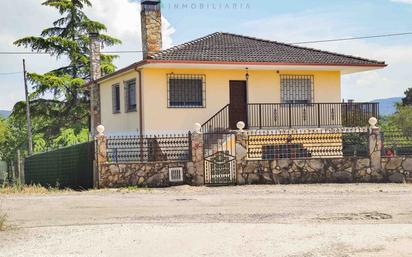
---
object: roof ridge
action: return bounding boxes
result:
[218,32,385,65]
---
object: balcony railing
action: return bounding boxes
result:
[202,102,379,133]
[248,103,379,129]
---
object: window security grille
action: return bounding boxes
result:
[169,167,184,182]
[112,84,121,113]
[125,79,137,112]
[280,75,314,104]
[167,74,206,108]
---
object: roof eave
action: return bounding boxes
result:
[146,59,387,67]
[83,60,148,88]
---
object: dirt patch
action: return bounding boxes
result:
[0,213,8,231]
[317,211,393,222]
[1,184,412,256]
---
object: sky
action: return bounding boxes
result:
[0,0,412,110]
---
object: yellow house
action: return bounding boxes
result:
[88,0,386,136]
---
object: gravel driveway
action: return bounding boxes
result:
[1,184,412,257]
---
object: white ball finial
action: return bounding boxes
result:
[369,117,378,128]
[96,125,105,135]
[194,123,202,133]
[237,121,246,131]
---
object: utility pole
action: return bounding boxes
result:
[23,59,33,156]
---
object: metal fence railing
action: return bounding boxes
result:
[381,129,412,157]
[246,128,369,160]
[248,103,379,129]
[106,133,192,163]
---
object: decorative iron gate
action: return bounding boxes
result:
[203,132,236,185]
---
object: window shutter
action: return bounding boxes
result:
[112,86,115,113]
[124,83,129,112]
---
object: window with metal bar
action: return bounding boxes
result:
[125,79,137,112]
[280,75,314,104]
[167,74,206,108]
[112,84,121,114]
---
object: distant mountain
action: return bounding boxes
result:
[0,110,11,118]
[372,97,402,116]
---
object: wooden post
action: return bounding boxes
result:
[23,59,33,156]
[17,150,25,184]
[16,150,21,183]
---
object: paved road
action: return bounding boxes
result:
[1,184,412,257]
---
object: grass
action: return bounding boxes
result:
[92,186,153,193]
[0,213,7,231]
[0,181,72,194]
[0,181,154,195]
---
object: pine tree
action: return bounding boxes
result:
[13,0,121,142]
[402,88,412,106]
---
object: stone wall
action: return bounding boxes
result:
[235,130,411,185]
[99,162,187,188]
[96,128,412,188]
[96,131,205,188]
[237,158,412,185]
[382,157,412,183]
[238,158,372,185]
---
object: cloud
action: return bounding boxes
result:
[242,11,412,102]
[85,0,175,63]
[0,0,175,110]
[391,0,412,4]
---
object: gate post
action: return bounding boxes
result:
[368,118,382,173]
[235,128,248,186]
[188,130,205,186]
[95,125,107,188]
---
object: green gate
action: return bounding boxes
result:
[24,141,95,189]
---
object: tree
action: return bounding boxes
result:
[402,88,412,106]
[11,0,121,150]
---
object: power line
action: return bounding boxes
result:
[292,32,412,44]
[0,31,411,56]
[0,71,23,76]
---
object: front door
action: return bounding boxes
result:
[229,81,248,130]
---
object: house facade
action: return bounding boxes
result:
[88,0,386,136]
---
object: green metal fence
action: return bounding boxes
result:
[24,141,95,189]
[0,161,7,183]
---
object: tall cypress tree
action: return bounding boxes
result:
[13,0,121,142]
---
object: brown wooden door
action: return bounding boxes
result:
[229,81,248,130]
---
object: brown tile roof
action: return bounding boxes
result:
[150,32,385,66]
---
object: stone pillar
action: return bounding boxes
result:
[235,131,248,185]
[369,127,382,172]
[95,133,107,188]
[187,132,204,186]
[141,0,162,59]
[89,32,102,138]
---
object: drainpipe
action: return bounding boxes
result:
[135,67,144,137]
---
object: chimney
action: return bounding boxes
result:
[89,32,102,80]
[141,0,162,59]
[89,32,102,137]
